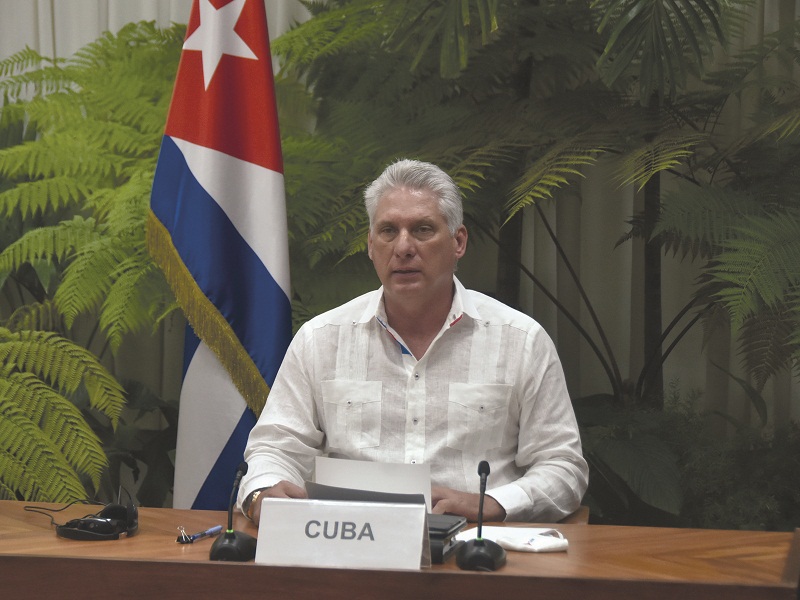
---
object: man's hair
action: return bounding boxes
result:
[363,159,463,235]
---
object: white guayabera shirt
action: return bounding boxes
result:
[240,277,589,522]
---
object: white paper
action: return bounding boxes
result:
[314,457,432,511]
[456,526,568,553]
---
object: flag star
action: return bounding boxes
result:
[183,0,258,89]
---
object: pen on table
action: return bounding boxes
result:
[177,524,223,544]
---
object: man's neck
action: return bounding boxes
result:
[383,292,454,359]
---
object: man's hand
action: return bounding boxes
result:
[252,480,308,525]
[431,486,506,522]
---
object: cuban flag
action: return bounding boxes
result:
[148,0,291,510]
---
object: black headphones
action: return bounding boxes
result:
[54,500,138,541]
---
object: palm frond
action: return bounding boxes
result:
[0,131,128,182]
[0,176,91,219]
[55,237,128,328]
[711,211,800,327]
[0,21,186,504]
[738,304,798,391]
[0,46,54,78]
[445,142,523,195]
[272,1,389,71]
[404,0,499,79]
[0,63,72,101]
[0,216,101,277]
[761,104,800,141]
[654,182,763,259]
[701,18,800,95]
[505,139,605,219]
[5,300,64,332]
[617,131,707,190]
[593,0,734,103]
[0,405,87,501]
[0,328,126,426]
[99,253,166,351]
[2,370,106,487]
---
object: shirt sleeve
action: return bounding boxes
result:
[492,327,589,522]
[237,325,325,510]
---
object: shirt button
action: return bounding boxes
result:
[414,373,420,380]
[412,418,418,424]
[410,460,417,464]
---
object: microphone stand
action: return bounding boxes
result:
[456,461,507,571]
[210,462,257,561]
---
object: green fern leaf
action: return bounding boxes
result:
[0,328,126,426]
[0,404,86,502]
[100,252,163,351]
[0,62,72,101]
[5,300,64,332]
[738,305,798,391]
[0,176,90,219]
[762,105,800,141]
[1,371,106,486]
[712,212,800,326]
[0,453,44,500]
[617,131,707,191]
[55,237,127,327]
[0,46,53,78]
[0,216,100,277]
[505,140,603,218]
[655,183,764,259]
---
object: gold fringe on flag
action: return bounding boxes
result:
[146,211,271,417]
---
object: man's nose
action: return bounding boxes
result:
[394,230,416,256]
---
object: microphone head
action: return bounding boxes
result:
[237,462,248,476]
[478,461,490,477]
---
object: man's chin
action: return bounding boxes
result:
[384,276,424,296]
[387,271,423,284]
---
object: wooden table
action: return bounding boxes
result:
[0,500,797,599]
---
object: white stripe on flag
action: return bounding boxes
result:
[172,341,247,508]
[171,137,290,298]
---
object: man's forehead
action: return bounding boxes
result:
[374,210,442,224]
[375,188,445,220]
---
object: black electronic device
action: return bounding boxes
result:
[428,513,466,563]
[54,496,138,541]
[455,461,507,571]
[210,461,257,562]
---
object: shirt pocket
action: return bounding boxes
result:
[447,383,512,453]
[321,380,382,450]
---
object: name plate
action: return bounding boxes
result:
[255,498,429,570]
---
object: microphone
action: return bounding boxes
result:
[210,461,257,561]
[456,460,507,571]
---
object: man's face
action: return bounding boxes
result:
[367,186,467,308]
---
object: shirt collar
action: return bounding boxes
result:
[359,275,479,326]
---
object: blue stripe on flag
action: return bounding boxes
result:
[151,136,292,386]
[190,407,257,510]
[182,326,201,378]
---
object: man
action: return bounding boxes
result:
[238,159,588,525]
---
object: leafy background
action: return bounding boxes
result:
[0,0,798,529]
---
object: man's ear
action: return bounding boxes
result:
[367,229,374,260]
[454,225,468,259]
